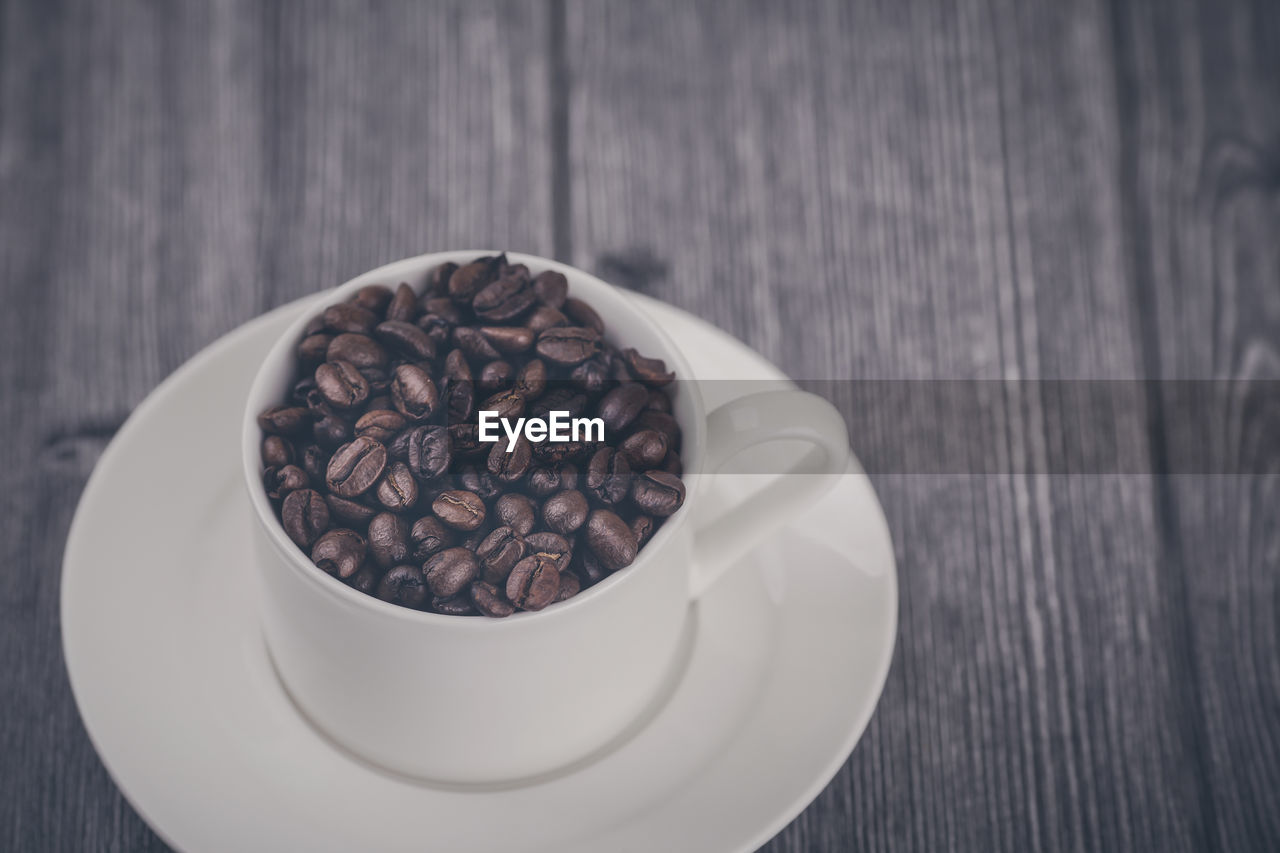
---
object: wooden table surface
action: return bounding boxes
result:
[3,1,1278,850]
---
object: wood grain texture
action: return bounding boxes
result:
[1,0,1277,851]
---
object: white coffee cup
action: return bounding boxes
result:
[241,250,850,783]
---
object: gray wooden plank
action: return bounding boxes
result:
[0,1,554,849]
[1111,0,1280,848]
[563,0,1208,850]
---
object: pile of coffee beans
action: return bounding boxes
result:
[257,254,685,616]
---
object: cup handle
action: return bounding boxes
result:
[690,389,851,598]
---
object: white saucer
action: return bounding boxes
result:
[62,294,898,853]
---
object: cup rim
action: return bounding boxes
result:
[241,250,706,630]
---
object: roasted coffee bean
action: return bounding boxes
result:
[448,422,486,458]
[376,461,418,511]
[645,388,672,413]
[326,333,389,370]
[298,443,327,482]
[353,284,394,314]
[417,313,454,350]
[386,282,420,323]
[471,580,515,617]
[359,366,391,394]
[377,564,428,607]
[432,593,476,616]
[481,388,525,422]
[390,363,439,421]
[554,571,581,602]
[524,531,573,572]
[291,376,318,406]
[598,383,649,433]
[619,429,667,469]
[422,296,463,324]
[311,528,366,579]
[325,436,388,498]
[570,358,611,394]
[453,326,502,361]
[264,464,309,501]
[424,262,457,298]
[448,255,503,305]
[623,348,675,386]
[514,359,547,399]
[303,313,327,336]
[409,516,454,562]
[632,410,681,451]
[661,450,683,477]
[424,547,479,598]
[478,360,514,394]
[374,320,435,361]
[631,471,686,516]
[261,435,296,468]
[347,565,381,596]
[432,489,486,530]
[476,526,527,584]
[443,348,472,382]
[487,435,532,482]
[563,297,605,334]
[507,555,560,611]
[355,409,407,443]
[586,447,632,505]
[529,387,587,421]
[446,377,475,423]
[315,360,370,410]
[479,326,534,355]
[531,439,586,466]
[532,270,568,308]
[630,514,657,547]
[323,302,378,335]
[574,548,607,586]
[313,412,353,448]
[542,489,589,535]
[473,274,536,322]
[405,425,451,480]
[460,465,503,501]
[528,465,567,497]
[536,326,601,365]
[297,333,334,371]
[282,489,330,549]
[258,405,312,436]
[526,306,569,333]
[367,512,410,569]
[586,509,637,571]
[494,493,536,536]
[325,493,377,526]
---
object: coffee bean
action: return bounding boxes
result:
[542,489,588,535]
[261,435,296,468]
[586,509,637,571]
[478,360,514,394]
[631,470,686,517]
[630,514,657,547]
[622,348,675,386]
[536,326,601,365]
[453,326,502,361]
[374,320,435,361]
[386,282,420,323]
[325,493,377,527]
[563,297,605,335]
[264,464,309,501]
[258,405,312,436]
[377,564,428,607]
[524,531,573,572]
[645,388,671,413]
[405,425,451,480]
[281,489,329,549]
[507,555,560,611]
[448,255,503,305]
[514,359,547,399]
[367,512,410,569]
[473,274,536,322]
[598,383,649,433]
[352,284,393,314]
[477,526,526,584]
[297,333,334,371]
[313,412,353,449]
[487,435,532,482]
[323,302,378,335]
[532,270,568,308]
[479,326,534,354]
[494,493,536,536]
[574,548,608,586]
[447,422,486,459]
[526,306,569,333]
[424,262,457,298]
[326,333,389,370]
[311,528,366,579]
[409,516,454,562]
[632,410,681,452]
[619,429,667,469]
[315,360,370,410]
[376,461,418,511]
[460,465,503,501]
[661,450,683,477]
[325,436,388,498]
[432,490,486,531]
[417,313,454,350]
[424,547,479,598]
[390,363,439,421]
[446,377,475,423]
[571,358,611,394]
[471,580,515,617]
[432,593,477,616]
[586,447,632,505]
[554,571,581,602]
[298,443,327,482]
[355,409,407,443]
[347,565,381,596]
